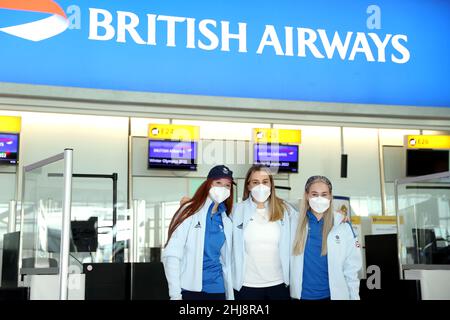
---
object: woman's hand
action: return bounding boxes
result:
[336,210,351,223]
[180,196,191,206]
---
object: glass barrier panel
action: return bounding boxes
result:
[0,172,17,285]
[20,156,66,285]
[132,177,189,262]
[396,172,450,266]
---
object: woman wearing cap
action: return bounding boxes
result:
[162,165,235,300]
[290,175,362,300]
[231,165,292,300]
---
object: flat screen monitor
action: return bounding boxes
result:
[406,149,449,177]
[47,217,98,253]
[148,140,197,171]
[71,218,99,252]
[0,132,19,165]
[412,228,437,264]
[254,143,299,173]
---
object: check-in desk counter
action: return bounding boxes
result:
[21,262,168,300]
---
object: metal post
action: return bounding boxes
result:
[59,149,73,300]
[136,200,142,262]
[112,173,118,262]
[8,200,17,233]
[377,129,387,215]
[160,203,165,247]
[129,201,135,263]
[17,164,27,280]
[131,199,141,263]
[394,179,403,279]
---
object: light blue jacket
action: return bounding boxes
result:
[162,197,234,300]
[231,197,291,291]
[290,211,362,300]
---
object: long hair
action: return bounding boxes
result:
[292,176,334,256]
[242,165,286,222]
[165,178,234,246]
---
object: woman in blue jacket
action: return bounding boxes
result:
[162,165,235,300]
[231,165,293,300]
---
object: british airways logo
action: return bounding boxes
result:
[0,2,410,64]
[0,0,69,41]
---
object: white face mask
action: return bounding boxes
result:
[209,186,231,203]
[251,184,271,203]
[308,196,330,214]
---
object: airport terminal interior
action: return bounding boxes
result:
[0,0,449,302]
[0,103,449,300]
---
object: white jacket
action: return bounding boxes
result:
[161,197,234,300]
[290,211,362,300]
[231,198,291,291]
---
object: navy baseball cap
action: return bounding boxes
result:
[207,165,236,184]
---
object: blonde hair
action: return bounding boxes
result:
[292,176,334,256]
[242,165,286,222]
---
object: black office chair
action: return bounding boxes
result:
[412,228,437,264]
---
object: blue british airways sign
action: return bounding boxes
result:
[0,0,449,108]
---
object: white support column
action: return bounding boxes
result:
[8,200,17,233]
[130,199,142,263]
[59,148,73,300]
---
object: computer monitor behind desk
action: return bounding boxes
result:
[71,218,98,252]
[47,217,98,253]
[412,228,437,264]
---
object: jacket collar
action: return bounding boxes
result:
[306,210,323,224]
[196,197,214,224]
[220,206,232,250]
[243,198,287,226]
[248,197,269,210]
[244,197,269,223]
[204,196,214,212]
[304,210,343,228]
[207,200,227,217]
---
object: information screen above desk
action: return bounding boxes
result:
[148,140,197,171]
[254,144,299,173]
[406,150,449,177]
[0,133,19,165]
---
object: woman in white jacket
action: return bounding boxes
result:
[290,175,362,300]
[162,165,235,300]
[232,165,292,300]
